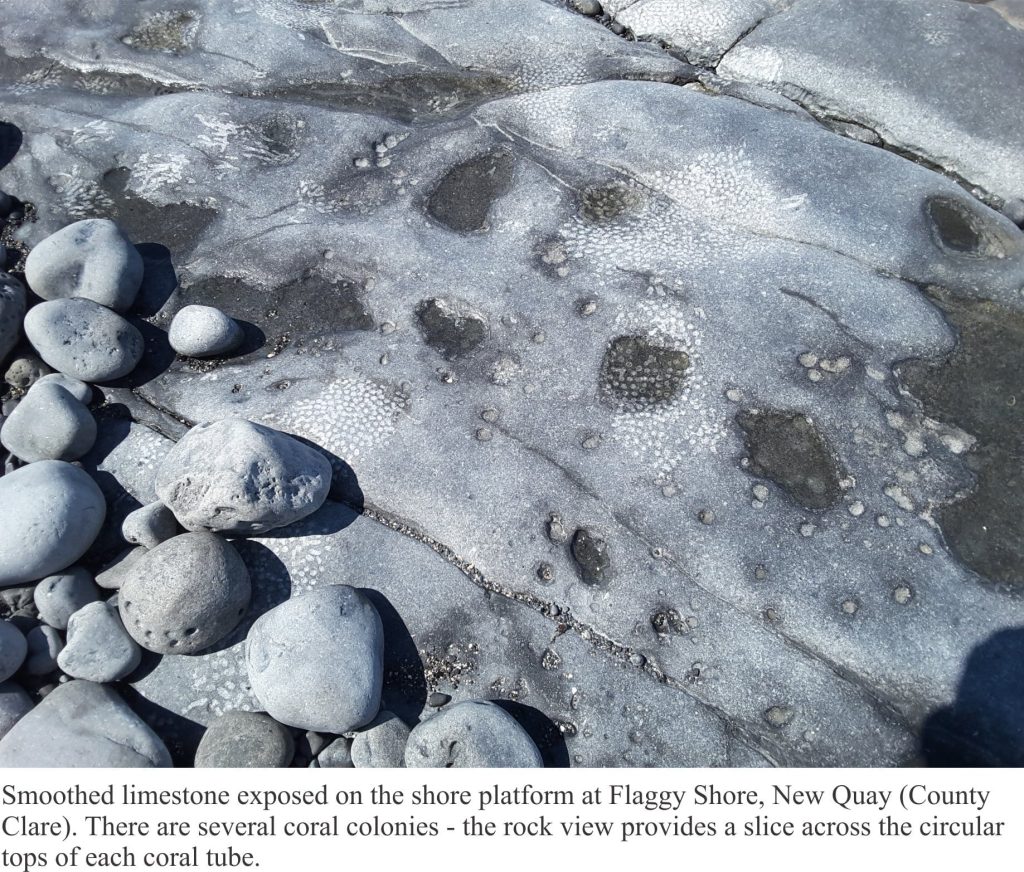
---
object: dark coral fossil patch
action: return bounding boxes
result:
[736,409,844,510]
[426,150,515,233]
[599,335,689,413]
[415,298,487,360]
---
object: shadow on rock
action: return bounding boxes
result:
[259,498,361,540]
[133,243,178,318]
[121,684,205,767]
[110,319,177,389]
[492,699,570,768]
[0,121,22,170]
[921,627,1024,766]
[360,588,427,726]
[288,436,365,512]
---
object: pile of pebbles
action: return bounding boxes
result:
[0,205,543,768]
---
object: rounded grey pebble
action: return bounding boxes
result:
[427,691,451,708]
[404,700,543,768]
[0,680,171,767]
[34,372,92,404]
[95,547,147,591]
[4,354,52,393]
[119,533,251,655]
[24,219,143,313]
[570,0,603,16]
[24,298,145,383]
[0,273,27,364]
[1001,197,1024,227]
[350,710,410,768]
[168,305,243,358]
[0,461,107,587]
[58,601,141,683]
[194,710,295,768]
[0,620,27,682]
[0,381,97,462]
[318,737,354,768]
[156,418,333,535]
[122,502,180,549]
[33,567,101,631]
[245,585,383,734]
[24,625,64,676]
[0,681,33,740]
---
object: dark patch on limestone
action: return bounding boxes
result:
[599,335,689,412]
[581,182,644,223]
[100,167,217,256]
[120,10,197,54]
[183,272,373,348]
[415,298,487,359]
[427,150,515,233]
[736,409,844,510]
[571,527,612,587]
[925,195,1020,259]
[897,291,1024,588]
[245,114,302,166]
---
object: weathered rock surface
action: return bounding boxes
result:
[0,680,172,767]
[350,710,410,768]
[193,710,294,768]
[405,700,543,768]
[58,601,141,682]
[155,419,332,535]
[23,298,144,382]
[119,533,251,654]
[245,585,383,734]
[0,620,27,682]
[0,461,106,587]
[121,501,179,549]
[0,681,33,739]
[1,0,1022,769]
[24,218,143,312]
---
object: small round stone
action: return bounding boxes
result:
[155,419,333,535]
[765,705,795,728]
[58,601,141,682]
[0,380,97,462]
[427,691,451,708]
[0,620,27,682]
[119,533,252,655]
[95,548,147,590]
[24,298,144,382]
[893,584,913,605]
[405,700,543,768]
[121,502,180,549]
[24,625,64,676]
[245,585,384,734]
[318,737,354,768]
[4,355,52,393]
[24,218,143,312]
[350,710,411,768]
[0,461,106,587]
[194,711,295,768]
[33,567,101,631]
[168,305,244,358]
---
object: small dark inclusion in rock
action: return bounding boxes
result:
[736,409,843,510]
[426,150,515,233]
[415,298,486,359]
[897,291,1024,588]
[599,335,689,412]
[571,528,612,586]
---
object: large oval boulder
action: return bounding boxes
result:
[0,680,171,767]
[0,461,106,587]
[404,700,543,768]
[118,532,251,655]
[23,298,144,382]
[0,380,97,462]
[245,585,383,733]
[24,218,143,313]
[155,418,332,535]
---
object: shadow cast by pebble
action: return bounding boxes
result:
[920,627,1024,766]
[492,699,570,768]
[0,121,22,170]
[359,588,428,726]
[132,243,178,317]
